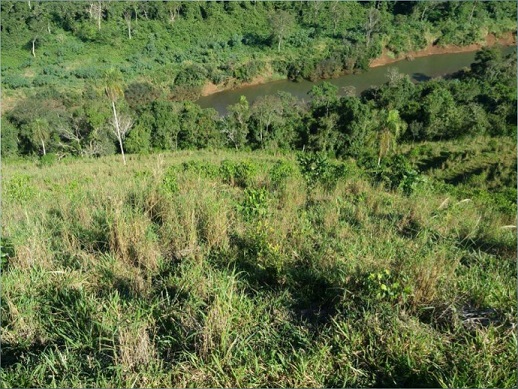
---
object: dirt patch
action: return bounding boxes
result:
[200,75,276,97]
[200,82,220,97]
[370,32,516,68]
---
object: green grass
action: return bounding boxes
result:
[1,143,516,388]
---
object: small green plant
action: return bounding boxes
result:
[220,160,257,188]
[365,269,412,303]
[38,153,58,167]
[244,220,283,276]
[240,187,269,221]
[160,166,179,196]
[372,155,425,195]
[5,174,37,203]
[182,160,219,178]
[269,160,294,191]
[0,237,15,271]
[296,152,347,192]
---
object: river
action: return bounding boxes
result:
[197,46,515,115]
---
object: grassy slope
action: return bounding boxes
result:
[1,138,516,387]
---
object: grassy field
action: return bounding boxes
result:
[1,137,516,387]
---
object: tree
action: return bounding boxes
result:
[374,109,406,166]
[1,118,19,157]
[29,118,50,156]
[27,7,48,57]
[364,7,381,48]
[123,9,132,39]
[225,96,250,150]
[152,100,182,150]
[104,69,130,165]
[88,1,103,30]
[250,95,283,149]
[269,10,296,52]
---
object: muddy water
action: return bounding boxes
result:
[197,46,515,115]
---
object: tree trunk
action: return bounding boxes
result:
[127,20,132,39]
[277,37,281,52]
[112,101,126,165]
[41,139,46,156]
[97,1,102,30]
[31,39,36,57]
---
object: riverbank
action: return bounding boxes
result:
[370,32,516,67]
[200,32,516,98]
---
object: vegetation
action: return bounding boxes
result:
[1,1,516,387]
[1,143,516,387]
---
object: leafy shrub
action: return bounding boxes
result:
[243,220,283,279]
[174,64,208,87]
[181,160,219,178]
[5,174,37,203]
[2,74,31,89]
[73,67,103,80]
[38,153,58,167]
[234,60,263,82]
[240,187,269,221]
[296,152,347,192]
[269,160,294,191]
[219,160,258,188]
[372,155,426,195]
[160,166,179,197]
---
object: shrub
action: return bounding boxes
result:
[240,187,269,221]
[269,160,294,191]
[372,154,426,195]
[219,160,258,188]
[181,160,219,179]
[5,174,36,203]
[38,153,58,167]
[160,166,179,197]
[2,74,31,89]
[296,152,347,192]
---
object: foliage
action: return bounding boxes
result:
[240,188,270,221]
[365,269,412,303]
[296,152,347,192]
[269,160,295,191]
[371,154,426,195]
[1,148,516,388]
[4,174,37,203]
[219,159,257,188]
[160,166,179,197]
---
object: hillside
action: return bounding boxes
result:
[2,141,516,387]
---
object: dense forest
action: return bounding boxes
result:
[1,1,516,159]
[1,1,517,388]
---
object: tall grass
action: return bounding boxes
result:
[1,143,516,387]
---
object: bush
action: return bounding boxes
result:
[5,174,37,203]
[219,160,258,188]
[38,153,58,167]
[296,152,347,192]
[181,160,219,178]
[372,154,426,195]
[160,166,179,197]
[269,160,295,191]
[240,187,269,221]
[2,74,31,89]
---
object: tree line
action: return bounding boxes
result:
[1,1,515,99]
[2,48,516,165]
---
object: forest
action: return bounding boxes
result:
[1,1,517,388]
